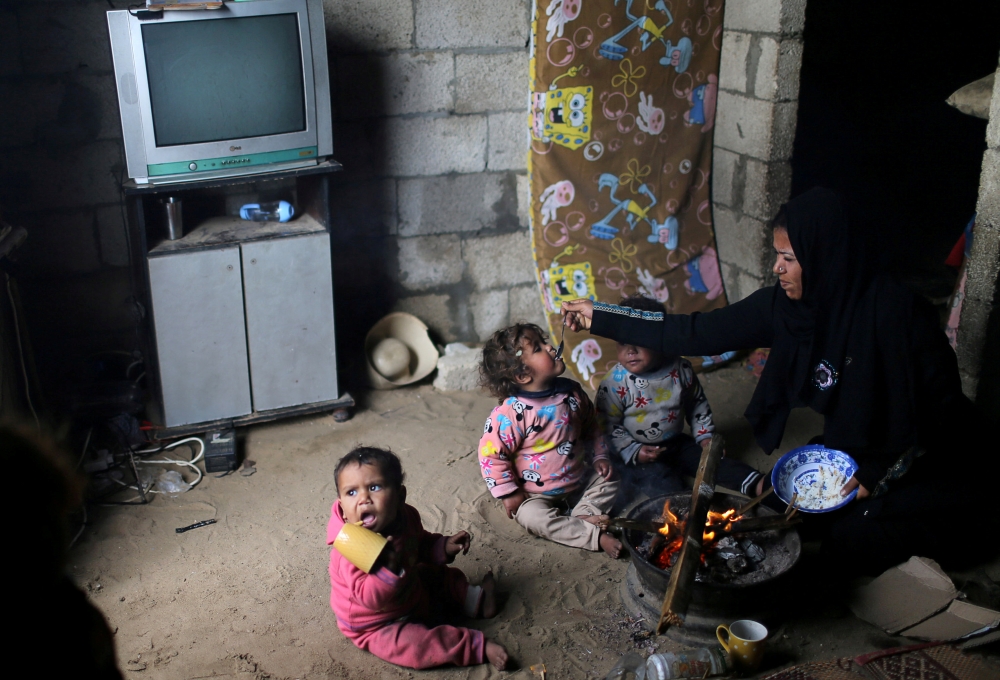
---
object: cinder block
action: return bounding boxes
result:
[337,52,453,119]
[773,39,804,102]
[957,298,992,379]
[975,148,1000,222]
[1,77,113,149]
[488,111,528,171]
[332,118,387,178]
[752,37,779,101]
[398,234,464,291]
[988,65,1000,150]
[96,205,129,268]
[462,230,535,291]
[0,82,35,148]
[711,147,741,207]
[509,283,547,327]
[963,224,1000,305]
[80,74,123,141]
[19,6,113,74]
[719,261,738,302]
[455,52,529,114]
[385,115,487,176]
[0,9,21,77]
[723,0,781,33]
[0,140,122,210]
[470,289,509,340]
[329,178,398,238]
[433,342,482,391]
[960,370,979,402]
[415,0,528,49]
[724,0,805,34]
[19,209,103,277]
[737,270,766,302]
[770,100,798,161]
[712,205,770,281]
[397,173,505,236]
[715,91,774,159]
[322,0,414,52]
[718,31,750,93]
[780,0,807,34]
[395,293,457,342]
[516,172,530,227]
[742,158,791,221]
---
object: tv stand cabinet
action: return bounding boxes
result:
[123,162,353,438]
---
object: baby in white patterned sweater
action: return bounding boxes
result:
[596,295,765,500]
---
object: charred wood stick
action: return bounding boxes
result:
[607,517,667,534]
[710,515,802,539]
[736,486,774,516]
[657,435,724,634]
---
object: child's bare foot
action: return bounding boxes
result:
[599,531,623,558]
[485,640,509,671]
[479,571,498,619]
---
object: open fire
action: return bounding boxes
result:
[646,499,777,581]
[653,501,744,570]
[620,492,802,641]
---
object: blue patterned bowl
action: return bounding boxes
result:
[770,445,858,513]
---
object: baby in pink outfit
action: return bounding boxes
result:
[327,446,508,670]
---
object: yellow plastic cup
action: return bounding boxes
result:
[717,619,767,673]
[332,521,388,573]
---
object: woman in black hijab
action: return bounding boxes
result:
[562,188,987,576]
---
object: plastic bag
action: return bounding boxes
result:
[155,469,191,495]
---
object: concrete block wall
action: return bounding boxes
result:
[0,0,543,401]
[0,0,139,402]
[957,57,1000,399]
[323,0,546,351]
[710,0,805,301]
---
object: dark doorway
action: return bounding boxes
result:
[791,1,1000,296]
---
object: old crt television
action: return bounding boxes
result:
[107,0,332,185]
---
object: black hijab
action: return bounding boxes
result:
[745,188,916,457]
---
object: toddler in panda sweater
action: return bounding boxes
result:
[596,295,765,502]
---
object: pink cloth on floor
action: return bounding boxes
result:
[327,500,485,669]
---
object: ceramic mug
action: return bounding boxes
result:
[716,619,768,672]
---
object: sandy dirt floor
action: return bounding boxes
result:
[70,365,1000,679]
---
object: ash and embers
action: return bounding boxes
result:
[631,499,797,586]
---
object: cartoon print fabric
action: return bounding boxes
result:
[528,0,729,387]
[596,356,714,464]
[478,378,608,498]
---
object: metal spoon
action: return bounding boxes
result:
[553,317,567,361]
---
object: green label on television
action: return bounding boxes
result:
[148,147,318,177]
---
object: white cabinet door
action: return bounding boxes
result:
[148,247,252,426]
[240,232,338,412]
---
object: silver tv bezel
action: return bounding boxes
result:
[107,0,332,184]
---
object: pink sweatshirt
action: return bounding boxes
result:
[478,378,609,499]
[327,500,449,635]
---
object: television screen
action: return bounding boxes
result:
[142,14,306,147]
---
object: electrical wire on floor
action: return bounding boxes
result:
[76,427,93,471]
[69,505,88,549]
[5,272,39,430]
[103,436,206,501]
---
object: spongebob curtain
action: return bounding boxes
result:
[528,0,729,388]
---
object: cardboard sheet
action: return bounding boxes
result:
[849,556,1000,642]
[902,600,1000,641]
[849,556,957,634]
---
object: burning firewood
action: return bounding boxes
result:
[657,435,724,633]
